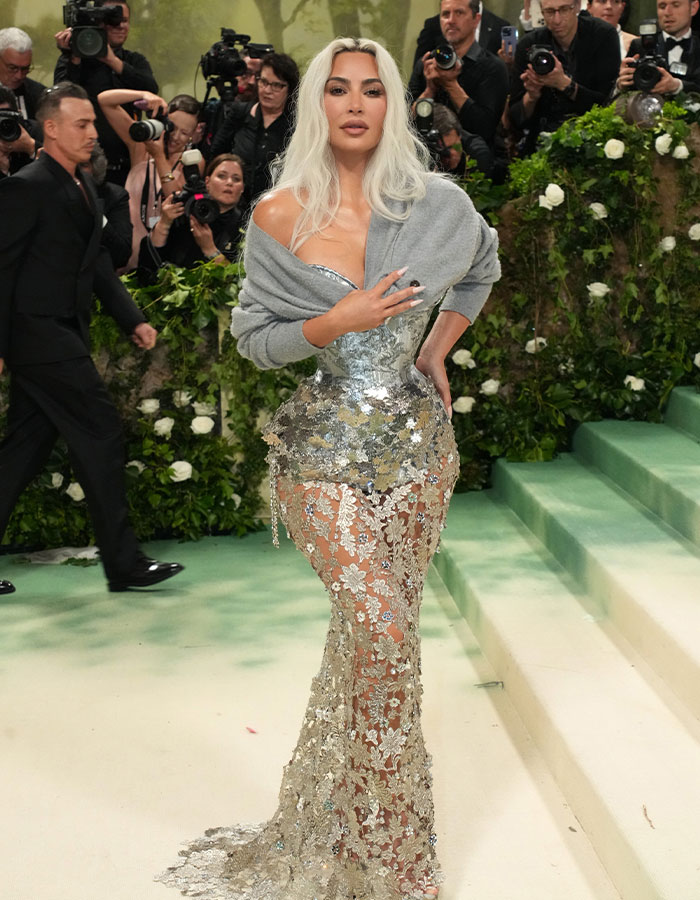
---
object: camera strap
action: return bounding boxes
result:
[139,158,154,231]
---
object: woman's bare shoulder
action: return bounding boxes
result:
[252,189,303,248]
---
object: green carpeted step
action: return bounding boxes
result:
[439,492,700,900]
[664,386,700,442]
[573,419,700,548]
[492,455,700,722]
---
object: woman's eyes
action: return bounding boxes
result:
[327,86,384,97]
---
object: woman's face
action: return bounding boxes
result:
[167,109,198,155]
[206,160,245,210]
[257,65,289,114]
[588,0,626,27]
[323,51,387,159]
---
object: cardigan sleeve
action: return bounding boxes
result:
[440,211,500,323]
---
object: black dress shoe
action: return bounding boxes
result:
[0,579,16,595]
[108,558,184,592]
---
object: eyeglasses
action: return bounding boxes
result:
[255,75,288,92]
[541,3,577,16]
[1,60,33,75]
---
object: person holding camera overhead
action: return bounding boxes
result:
[98,88,202,270]
[616,0,700,95]
[407,0,509,147]
[54,0,157,186]
[509,0,620,155]
[136,153,244,278]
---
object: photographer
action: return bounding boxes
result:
[54,0,158,185]
[432,102,496,176]
[209,52,298,209]
[98,89,202,270]
[408,0,509,146]
[0,27,47,122]
[588,0,636,58]
[412,3,512,63]
[509,0,620,155]
[0,86,39,177]
[137,154,244,278]
[616,0,700,95]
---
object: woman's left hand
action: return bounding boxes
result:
[190,217,216,255]
[415,354,452,418]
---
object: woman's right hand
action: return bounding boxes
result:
[330,268,424,334]
[159,195,185,223]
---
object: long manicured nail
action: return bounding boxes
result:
[412,285,425,293]
[409,298,425,307]
[396,266,408,276]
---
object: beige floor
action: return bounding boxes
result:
[0,534,618,900]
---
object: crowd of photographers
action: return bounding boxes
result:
[2,0,699,279]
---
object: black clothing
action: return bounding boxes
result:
[413,8,512,66]
[54,47,158,185]
[98,180,133,269]
[137,207,242,278]
[627,32,700,95]
[0,152,146,580]
[510,15,620,155]
[209,101,293,207]
[446,128,495,178]
[408,40,509,145]
[9,76,47,122]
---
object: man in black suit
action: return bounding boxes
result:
[0,27,47,122]
[509,0,620,154]
[0,83,183,596]
[413,3,512,63]
[408,0,509,145]
[617,0,700,94]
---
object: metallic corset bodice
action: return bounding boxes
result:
[263,265,456,494]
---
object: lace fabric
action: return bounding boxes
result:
[157,266,460,899]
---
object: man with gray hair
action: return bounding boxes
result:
[0,27,47,122]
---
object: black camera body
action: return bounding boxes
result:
[172,149,219,225]
[62,0,124,58]
[414,98,451,169]
[527,44,556,76]
[428,44,458,70]
[626,21,676,92]
[200,28,251,83]
[0,109,23,143]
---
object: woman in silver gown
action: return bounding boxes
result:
[158,37,499,900]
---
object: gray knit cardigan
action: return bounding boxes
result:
[230,176,500,371]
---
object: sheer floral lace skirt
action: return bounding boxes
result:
[157,449,459,900]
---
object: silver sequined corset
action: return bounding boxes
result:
[263,266,457,494]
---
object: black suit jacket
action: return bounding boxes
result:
[12,76,47,121]
[413,8,512,68]
[0,153,145,365]
[627,33,700,95]
[510,15,620,153]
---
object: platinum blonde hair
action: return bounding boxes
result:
[268,37,435,249]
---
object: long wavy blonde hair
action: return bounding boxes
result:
[267,37,435,249]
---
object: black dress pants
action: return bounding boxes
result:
[0,356,140,580]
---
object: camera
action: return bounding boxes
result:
[62,0,124,59]
[414,98,450,169]
[0,109,23,143]
[428,44,458,70]
[171,149,219,225]
[200,28,251,83]
[129,111,173,142]
[527,45,556,75]
[625,20,680,92]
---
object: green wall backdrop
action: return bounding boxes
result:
[3,0,656,97]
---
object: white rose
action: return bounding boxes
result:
[51,472,64,489]
[191,415,215,435]
[603,139,625,159]
[170,460,193,483]
[589,202,608,220]
[154,416,175,438]
[126,460,145,473]
[452,395,476,413]
[655,133,673,155]
[587,282,611,299]
[659,236,676,252]
[193,401,217,416]
[693,351,700,368]
[452,348,476,368]
[65,482,85,502]
[624,375,645,391]
[538,194,553,210]
[172,390,192,408]
[231,492,242,508]
[672,143,689,159]
[480,378,500,396]
[688,223,700,241]
[525,337,547,354]
[137,398,160,415]
[544,183,565,207]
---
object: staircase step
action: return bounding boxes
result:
[437,492,700,900]
[573,419,700,548]
[492,455,700,722]
[664,385,700,442]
